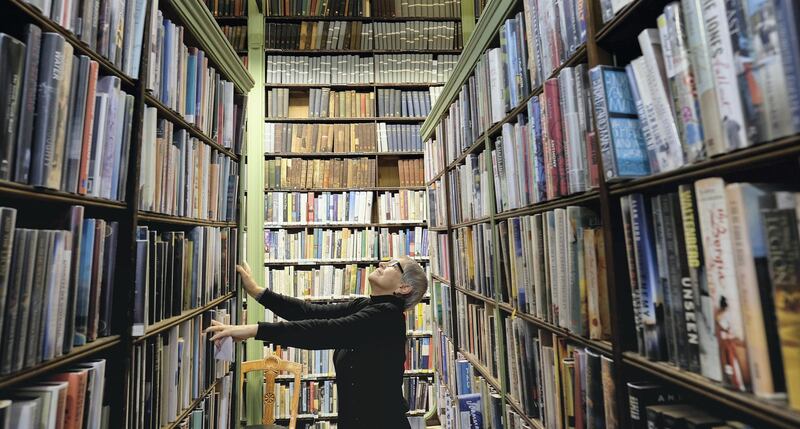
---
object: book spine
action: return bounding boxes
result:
[15,25,42,183]
[650,195,678,366]
[621,195,645,355]
[589,66,618,180]
[0,35,26,181]
[775,0,800,132]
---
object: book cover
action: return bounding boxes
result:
[30,32,66,188]
[626,382,682,429]
[0,33,25,181]
[601,355,617,429]
[585,348,604,429]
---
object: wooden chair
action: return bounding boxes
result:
[241,351,302,429]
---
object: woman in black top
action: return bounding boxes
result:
[206,256,429,429]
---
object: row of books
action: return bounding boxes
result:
[263,0,459,17]
[0,206,117,376]
[263,228,379,262]
[438,351,505,429]
[593,1,800,180]
[372,0,460,18]
[263,157,377,189]
[376,89,435,118]
[395,158,425,187]
[427,180,446,228]
[403,378,432,412]
[1,29,134,201]
[405,337,433,371]
[448,152,493,224]
[274,380,337,416]
[265,21,372,50]
[266,55,375,84]
[406,301,433,333]
[431,281,453,339]
[378,123,423,152]
[0,358,107,429]
[497,208,611,340]
[138,113,240,222]
[132,226,237,334]
[147,8,247,153]
[127,307,234,429]
[430,232,450,281]
[267,88,377,118]
[452,224,495,299]
[21,0,146,77]
[423,138,445,183]
[220,25,247,51]
[377,189,427,223]
[621,178,800,408]
[264,191,375,225]
[264,123,380,153]
[264,0,365,17]
[371,21,462,50]
[455,296,500,380]
[174,376,233,429]
[265,265,376,298]
[378,227,429,259]
[522,0,588,88]
[205,0,246,17]
[374,54,457,83]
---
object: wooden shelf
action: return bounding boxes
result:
[145,94,240,161]
[138,211,238,228]
[163,370,232,429]
[264,49,460,55]
[265,83,445,89]
[264,221,427,228]
[428,226,448,232]
[0,336,121,390]
[264,151,424,158]
[431,274,450,284]
[460,351,501,392]
[263,15,462,22]
[425,169,447,186]
[212,15,248,23]
[265,186,426,192]
[0,180,128,210]
[453,285,495,305]
[134,292,236,343]
[505,395,544,429]
[493,191,601,220]
[623,352,800,429]
[264,116,428,123]
[449,215,492,229]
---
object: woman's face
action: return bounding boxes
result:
[368,257,411,294]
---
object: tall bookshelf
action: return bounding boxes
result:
[0,0,254,427]
[423,0,800,428]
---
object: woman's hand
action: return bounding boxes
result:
[236,261,265,299]
[204,319,258,342]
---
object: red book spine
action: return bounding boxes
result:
[586,131,599,188]
[78,61,99,195]
[544,79,566,197]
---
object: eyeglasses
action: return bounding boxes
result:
[385,259,404,274]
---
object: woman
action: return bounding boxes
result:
[206,256,429,429]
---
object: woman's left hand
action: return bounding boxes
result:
[204,320,258,342]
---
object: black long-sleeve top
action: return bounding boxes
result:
[255,289,411,429]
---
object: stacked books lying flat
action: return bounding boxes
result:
[139,113,240,222]
[128,307,234,429]
[430,232,450,281]
[0,206,117,376]
[0,359,108,429]
[265,265,376,299]
[274,380,338,417]
[20,0,146,77]
[131,226,238,335]
[220,25,247,51]
[626,381,756,429]
[448,152,493,224]
[267,88,377,118]
[592,1,800,181]
[406,337,433,371]
[496,207,611,340]
[265,21,372,50]
[377,89,436,118]
[522,0,588,88]
[274,348,335,377]
[264,191,375,225]
[620,179,800,408]
[406,301,432,333]
[205,0,246,17]
[372,21,462,50]
[1,28,134,201]
[395,159,425,187]
[264,157,376,190]
[403,378,433,412]
[374,54,458,83]
[263,228,379,262]
[174,374,233,429]
[427,180,446,228]
[452,224,495,298]
[379,227,429,259]
[266,55,374,84]
[147,11,246,154]
[494,65,598,210]
[372,0,460,18]
[455,296,500,380]
[377,190,427,223]
[507,321,617,428]
[423,139,445,183]
[264,123,378,153]
[431,280,453,338]
[437,353,505,429]
[264,0,365,16]
[378,123,423,152]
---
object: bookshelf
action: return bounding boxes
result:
[423,0,800,429]
[0,0,254,428]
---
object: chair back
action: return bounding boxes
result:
[241,351,302,429]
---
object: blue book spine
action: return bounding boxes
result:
[74,219,96,346]
[456,359,471,394]
[528,97,546,203]
[161,20,172,105]
[629,193,666,361]
[776,0,800,131]
[186,53,196,120]
[457,393,484,429]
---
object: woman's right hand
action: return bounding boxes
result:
[236,261,265,299]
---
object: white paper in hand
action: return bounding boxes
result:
[214,336,233,362]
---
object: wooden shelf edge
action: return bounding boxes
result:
[493,191,601,220]
[505,394,544,429]
[431,274,450,284]
[264,151,424,158]
[264,49,460,55]
[264,186,426,192]
[0,180,128,210]
[460,350,502,392]
[263,15,462,22]
[163,369,233,429]
[450,215,492,229]
[138,211,238,228]
[135,292,236,343]
[0,336,121,390]
[264,222,427,228]
[453,285,495,305]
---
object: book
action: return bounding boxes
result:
[264,191,375,225]
[264,228,378,262]
[627,382,682,429]
[263,157,376,189]
[264,122,378,153]
[205,0,246,16]
[0,33,25,181]
[378,190,427,223]
[379,227,428,259]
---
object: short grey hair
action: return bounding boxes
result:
[399,259,428,310]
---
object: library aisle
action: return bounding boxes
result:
[1,0,799,428]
